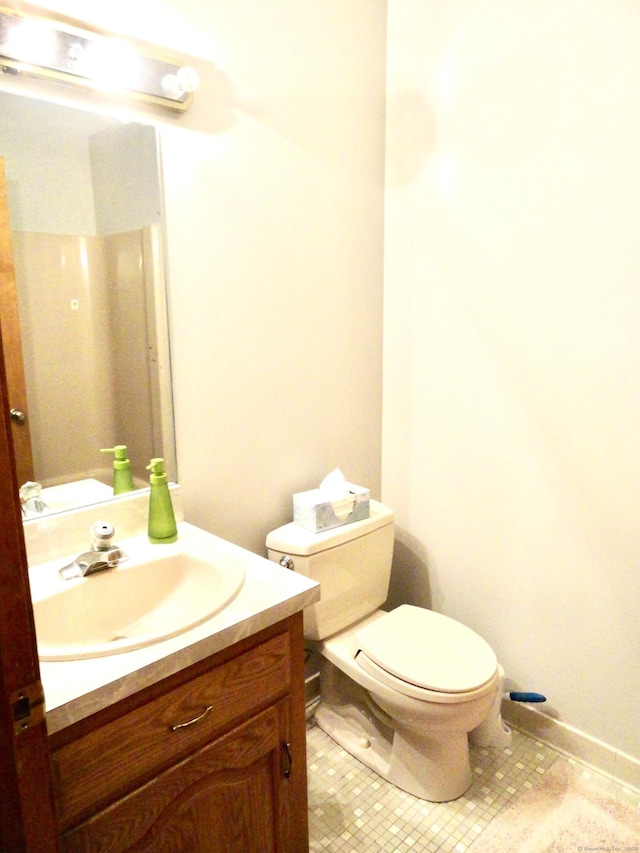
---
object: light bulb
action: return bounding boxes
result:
[161,73,180,98]
[161,66,199,100]
[5,19,56,66]
[176,65,199,93]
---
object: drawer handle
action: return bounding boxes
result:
[169,704,213,732]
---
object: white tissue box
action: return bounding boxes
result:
[293,483,370,533]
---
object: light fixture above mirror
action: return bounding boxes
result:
[0,5,199,111]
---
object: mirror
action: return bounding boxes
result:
[0,90,176,518]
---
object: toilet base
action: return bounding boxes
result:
[315,699,395,783]
[315,664,473,802]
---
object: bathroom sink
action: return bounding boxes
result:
[25,478,114,518]
[31,538,245,660]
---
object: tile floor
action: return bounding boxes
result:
[306,717,640,853]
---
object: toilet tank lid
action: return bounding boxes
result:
[266,499,393,556]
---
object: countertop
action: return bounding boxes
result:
[36,521,320,735]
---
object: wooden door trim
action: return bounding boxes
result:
[0,157,34,485]
[0,238,59,850]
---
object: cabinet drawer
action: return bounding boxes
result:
[52,631,290,829]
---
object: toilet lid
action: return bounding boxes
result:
[355,605,497,694]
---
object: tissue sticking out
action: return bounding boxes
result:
[293,468,370,533]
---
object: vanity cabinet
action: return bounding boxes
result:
[48,614,308,853]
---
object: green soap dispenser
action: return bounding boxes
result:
[146,457,178,544]
[101,445,135,495]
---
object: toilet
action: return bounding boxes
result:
[266,499,501,802]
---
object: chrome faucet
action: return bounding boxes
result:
[19,481,49,518]
[58,521,128,580]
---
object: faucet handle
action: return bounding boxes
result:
[91,521,116,551]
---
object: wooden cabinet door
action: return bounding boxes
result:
[60,700,295,853]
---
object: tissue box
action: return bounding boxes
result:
[293,483,370,533]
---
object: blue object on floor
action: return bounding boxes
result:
[504,692,547,703]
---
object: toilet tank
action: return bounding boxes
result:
[266,500,394,640]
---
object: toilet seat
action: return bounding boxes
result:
[355,605,497,702]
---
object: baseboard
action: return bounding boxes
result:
[502,700,640,793]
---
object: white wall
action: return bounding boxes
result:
[384,0,640,762]
[0,94,97,233]
[27,0,387,556]
[90,124,161,234]
[160,0,386,553]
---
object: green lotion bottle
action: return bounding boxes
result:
[101,445,135,495]
[147,457,178,544]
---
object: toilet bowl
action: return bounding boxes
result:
[315,606,499,801]
[266,500,501,802]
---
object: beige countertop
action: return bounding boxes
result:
[34,521,320,735]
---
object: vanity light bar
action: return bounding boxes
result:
[0,6,198,111]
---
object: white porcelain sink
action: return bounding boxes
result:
[26,478,114,517]
[31,536,245,660]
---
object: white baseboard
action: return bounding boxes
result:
[502,700,640,793]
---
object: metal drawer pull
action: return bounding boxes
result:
[170,704,213,731]
[282,741,293,778]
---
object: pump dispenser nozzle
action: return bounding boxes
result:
[146,457,177,544]
[101,445,135,495]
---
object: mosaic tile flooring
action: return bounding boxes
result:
[306,718,640,852]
